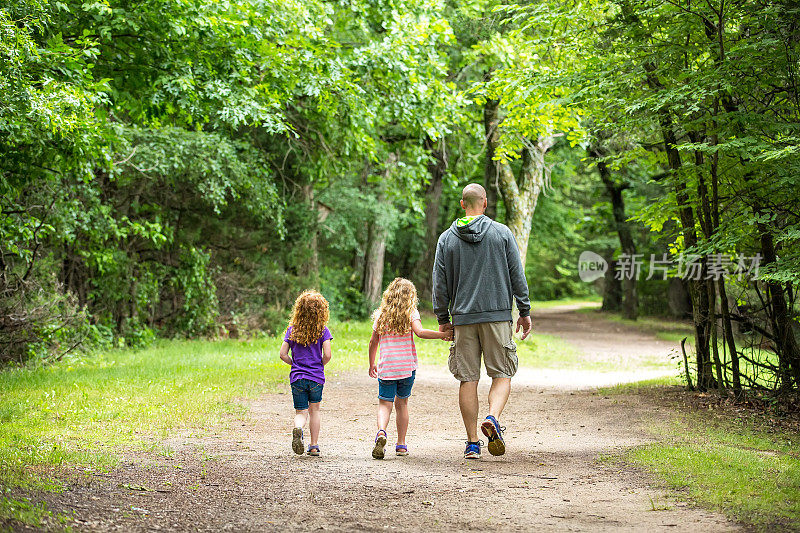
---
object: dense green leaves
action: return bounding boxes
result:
[1,0,797,393]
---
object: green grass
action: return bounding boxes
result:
[0,496,72,531]
[598,375,683,394]
[600,377,800,531]
[627,416,800,531]
[580,308,694,339]
[531,296,601,310]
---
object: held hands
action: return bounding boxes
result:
[516,315,533,340]
[439,323,454,342]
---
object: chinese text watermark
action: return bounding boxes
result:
[578,252,761,282]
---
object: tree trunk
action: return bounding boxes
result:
[644,64,714,390]
[363,216,387,311]
[668,278,692,318]
[709,144,742,395]
[302,183,319,279]
[482,75,553,263]
[492,138,553,269]
[707,277,725,389]
[718,277,742,394]
[483,98,502,220]
[591,146,637,320]
[602,257,622,312]
[759,228,800,390]
[362,154,397,310]
[415,136,446,301]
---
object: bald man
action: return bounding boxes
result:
[432,183,532,459]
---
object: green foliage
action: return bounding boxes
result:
[1,0,797,381]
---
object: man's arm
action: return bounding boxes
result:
[506,229,532,339]
[505,229,531,317]
[432,238,451,325]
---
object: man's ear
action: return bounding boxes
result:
[460,199,466,210]
[483,198,488,210]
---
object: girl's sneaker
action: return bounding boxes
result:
[307,444,320,456]
[372,430,387,460]
[464,441,482,459]
[395,444,408,456]
[291,427,304,455]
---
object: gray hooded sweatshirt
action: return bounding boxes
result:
[432,215,531,326]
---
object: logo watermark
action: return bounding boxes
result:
[578,251,608,282]
[578,252,761,282]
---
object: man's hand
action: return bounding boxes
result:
[516,315,532,340]
[439,323,453,341]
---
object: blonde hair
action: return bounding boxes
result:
[372,278,418,335]
[287,290,329,346]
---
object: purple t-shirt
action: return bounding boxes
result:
[284,326,332,385]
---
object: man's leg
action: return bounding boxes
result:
[459,380,480,442]
[488,377,511,419]
[479,321,518,456]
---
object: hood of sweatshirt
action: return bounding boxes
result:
[449,214,493,243]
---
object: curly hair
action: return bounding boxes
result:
[287,290,330,346]
[372,278,418,335]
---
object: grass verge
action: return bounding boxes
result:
[601,382,800,531]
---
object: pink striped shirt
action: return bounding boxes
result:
[373,309,420,380]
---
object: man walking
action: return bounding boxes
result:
[432,183,532,459]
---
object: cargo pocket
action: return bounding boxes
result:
[503,339,519,376]
[447,343,459,378]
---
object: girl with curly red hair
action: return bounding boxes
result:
[279,290,333,456]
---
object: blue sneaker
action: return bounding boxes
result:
[481,415,506,456]
[464,441,481,459]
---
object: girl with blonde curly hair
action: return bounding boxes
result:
[367,278,451,459]
[279,290,332,456]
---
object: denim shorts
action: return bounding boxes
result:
[377,370,415,401]
[291,379,323,410]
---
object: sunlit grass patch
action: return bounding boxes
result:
[599,375,683,394]
[531,296,601,310]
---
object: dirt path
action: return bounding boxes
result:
[47,306,739,532]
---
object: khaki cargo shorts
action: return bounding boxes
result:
[448,321,518,382]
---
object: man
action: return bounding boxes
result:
[432,183,532,459]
